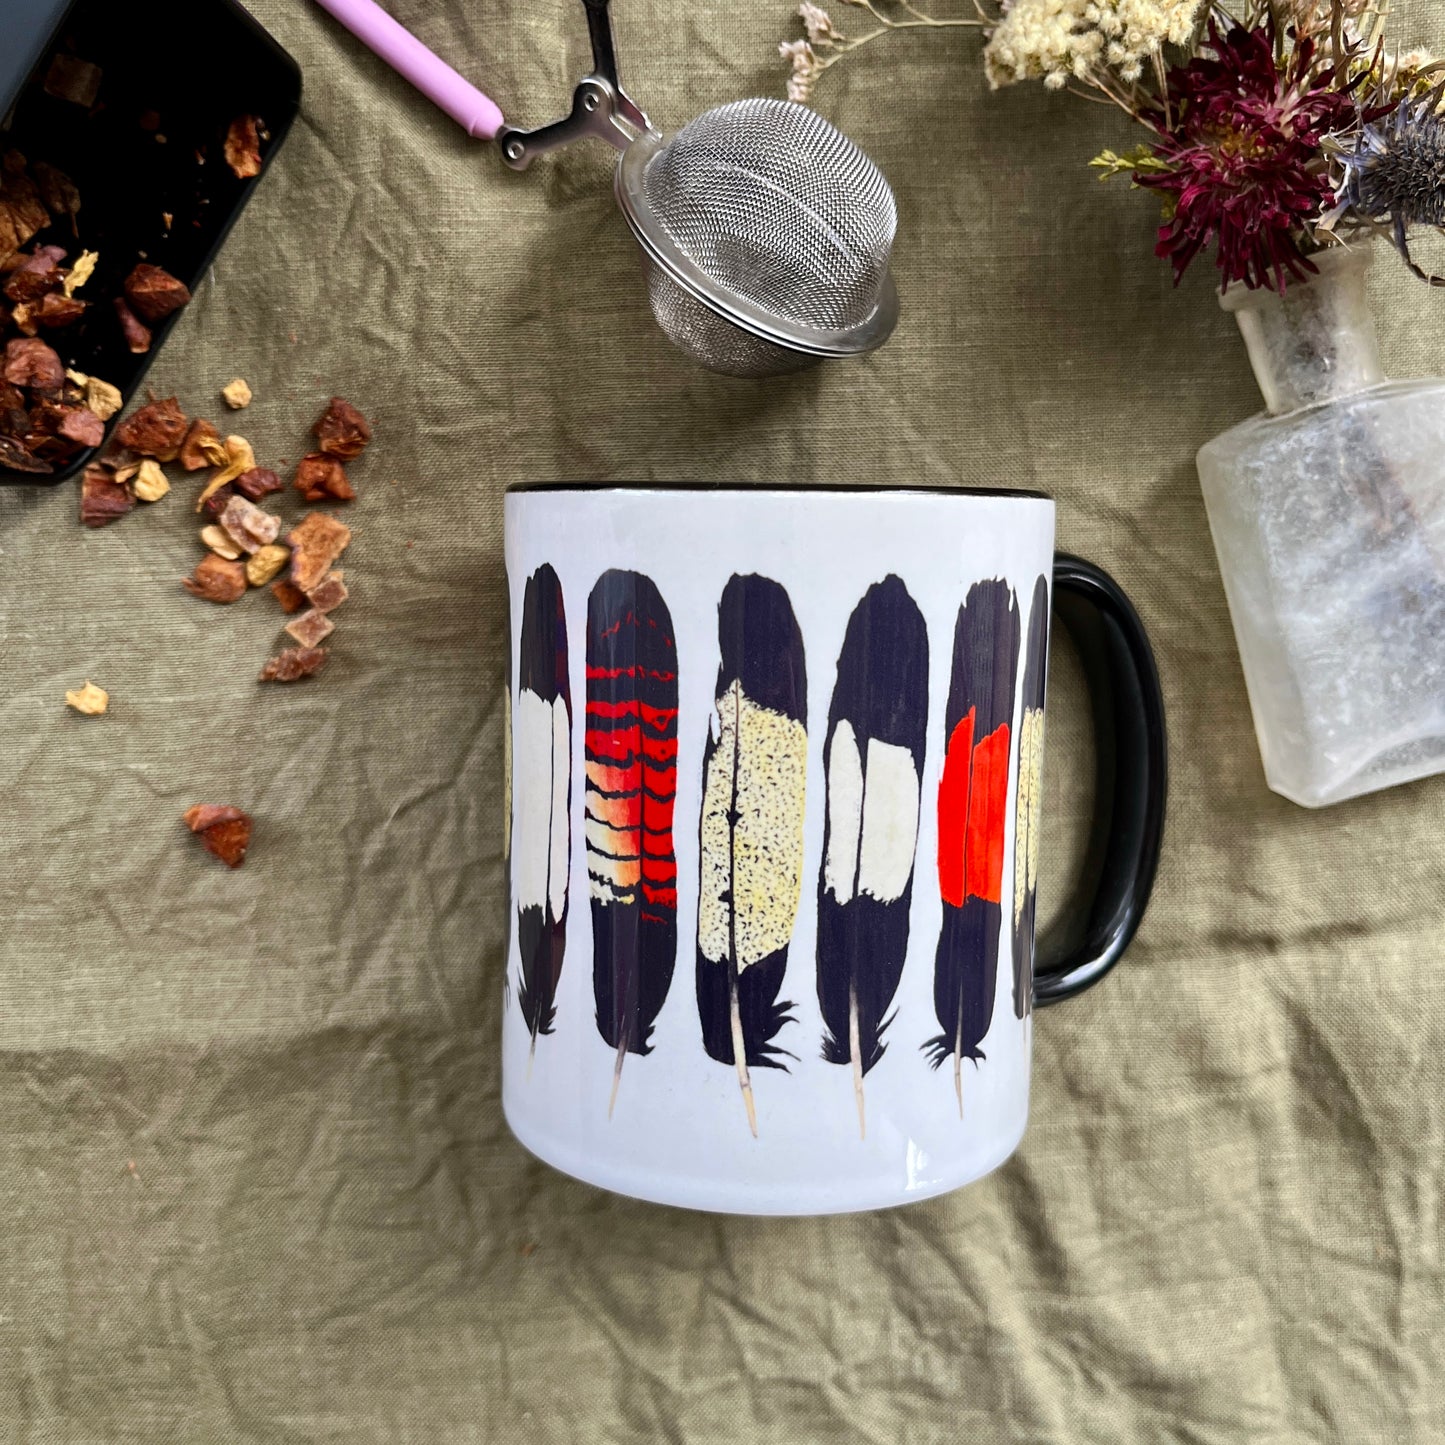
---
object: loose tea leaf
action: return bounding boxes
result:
[259,646,327,682]
[65,680,109,715]
[314,397,371,460]
[182,804,252,869]
[183,553,247,602]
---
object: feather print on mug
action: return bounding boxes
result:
[586,570,680,1118]
[927,579,1020,1115]
[1012,576,1049,1020]
[515,564,571,1066]
[696,574,808,1139]
[817,576,928,1140]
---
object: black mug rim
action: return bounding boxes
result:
[506,482,1053,501]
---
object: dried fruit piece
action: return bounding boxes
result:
[115,397,187,459]
[220,494,281,553]
[182,804,252,869]
[65,680,108,715]
[81,375,122,420]
[0,152,51,259]
[221,378,252,409]
[195,435,256,511]
[33,164,80,230]
[33,292,86,329]
[200,483,237,519]
[246,543,290,587]
[113,297,154,355]
[0,435,51,473]
[79,464,134,526]
[199,524,243,560]
[235,466,282,501]
[4,247,65,303]
[305,570,348,614]
[224,116,263,179]
[123,263,191,322]
[178,417,222,471]
[271,578,307,613]
[54,406,103,448]
[4,337,64,389]
[259,646,327,682]
[284,608,336,648]
[43,56,102,108]
[183,553,246,602]
[287,512,352,592]
[293,453,353,502]
[132,459,169,502]
[314,397,371,459]
[62,250,98,298]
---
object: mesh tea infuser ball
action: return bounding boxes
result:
[312,0,900,376]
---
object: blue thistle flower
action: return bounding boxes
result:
[1331,83,1445,284]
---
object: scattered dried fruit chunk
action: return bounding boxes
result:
[284,608,336,647]
[199,523,243,560]
[43,55,102,108]
[54,406,103,447]
[287,512,352,593]
[62,250,97,298]
[123,263,191,322]
[200,482,237,519]
[115,397,187,459]
[0,151,51,259]
[65,680,109,714]
[178,417,221,470]
[4,247,64,303]
[33,164,80,230]
[33,292,86,329]
[182,804,252,868]
[221,378,252,409]
[82,375,122,421]
[79,464,134,525]
[235,466,282,501]
[113,297,152,353]
[132,459,169,502]
[183,553,246,602]
[4,337,64,389]
[305,570,348,614]
[259,646,327,682]
[293,452,354,502]
[224,116,263,179]
[314,397,371,459]
[246,543,290,587]
[271,578,307,613]
[195,435,255,511]
[220,493,280,553]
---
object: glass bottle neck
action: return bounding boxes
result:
[1221,246,1385,416]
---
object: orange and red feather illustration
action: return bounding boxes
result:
[586,570,679,1117]
[927,579,1021,1113]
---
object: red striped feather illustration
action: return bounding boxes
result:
[586,570,679,1118]
[926,579,1021,1115]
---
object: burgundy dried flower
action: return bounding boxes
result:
[1136,21,1356,292]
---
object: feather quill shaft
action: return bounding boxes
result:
[696,574,807,1137]
[1013,576,1049,1020]
[926,579,1020,1115]
[816,576,928,1139]
[587,569,679,1117]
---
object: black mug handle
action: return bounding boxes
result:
[1034,554,1167,1006]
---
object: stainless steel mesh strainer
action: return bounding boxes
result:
[314,0,900,375]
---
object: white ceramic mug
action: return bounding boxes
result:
[503,485,1165,1215]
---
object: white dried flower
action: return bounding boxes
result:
[984,0,1202,91]
[780,38,822,102]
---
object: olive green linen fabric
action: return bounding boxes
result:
[2,1,1443,1440]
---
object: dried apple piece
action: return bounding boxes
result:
[132,459,169,502]
[65,680,109,715]
[195,435,256,511]
[221,378,252,409]
[199,524,242,560]
[178,417,222,471]
[246,544,290,587]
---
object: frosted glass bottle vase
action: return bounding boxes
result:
[1197,244,1445,807]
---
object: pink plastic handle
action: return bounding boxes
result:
[312,0,506,140]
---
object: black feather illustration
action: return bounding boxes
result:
[515,564,572,1066]
[926,579,1020,1115]
[1012,575,1049,1020]
[586,569,680,1118]
[817,575,928,1139]
[696,574,808,1138]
